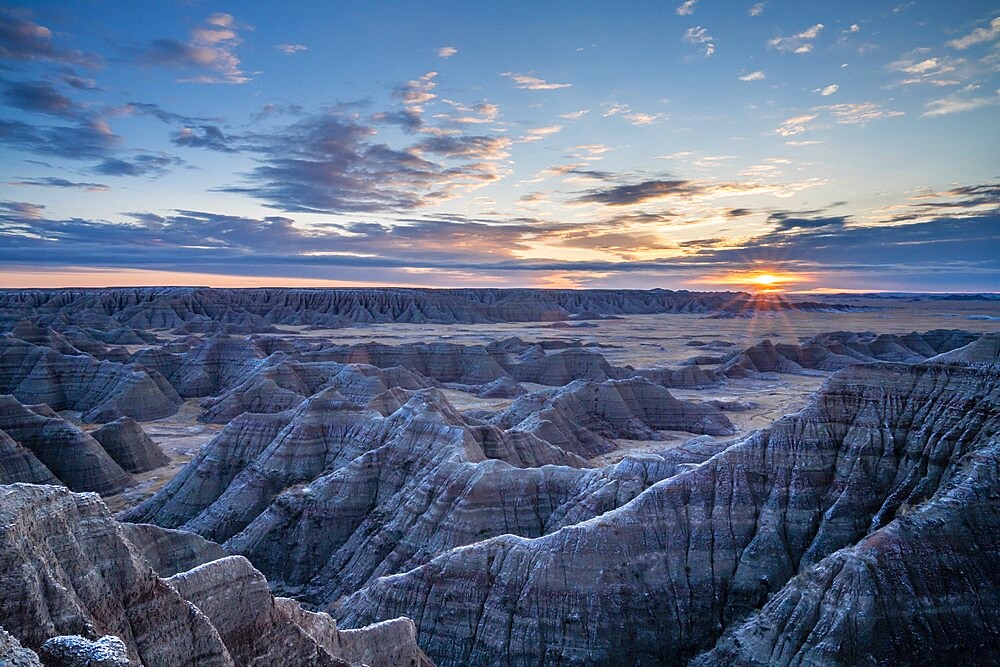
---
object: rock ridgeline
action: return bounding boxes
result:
[335,346,1000,665]
[0,395,137,495]
[0,287,865,330]
[0,483,433,666]
[121,381,734,606]
[489,377,736,458]
[716,328,979,378]
[0,337,182,422]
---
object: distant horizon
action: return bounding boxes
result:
[0,2,997,292]
[0,281,997,298]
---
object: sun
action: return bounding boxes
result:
[754,273,780,286]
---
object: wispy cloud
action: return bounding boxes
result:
[518,125,563,142]
[822,102,903,124]
[683,26,715,57]
[768,24,824,53]
[623,112,666,126]
[94,154,183,178]
[817,84,839,96]
[559,109,589,119]
[889,53,965,86]
[500,72,571,90]
[0,9,99,66]
[776,114,817,136]
[947,16,1000,50]
[219,107,510,213]
[747,3,764,17]
[131,13,251,84]
[676,0,698,16]
[923,91,999,117]
[275,43,307,55]
[7,177,109,192]
[437,46,458,58]
[739,70,766,81]
[1,80,80,118]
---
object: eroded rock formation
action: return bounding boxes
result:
[89,417,169,473]
[0,395,134,494]
[718,329,980,378]
[337,358,1000,665]
[0,338,181,422]
[0,287,862,331]
[0,483,435,666]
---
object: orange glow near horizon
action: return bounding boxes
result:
[690,270,807,292]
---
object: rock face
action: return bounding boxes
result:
[0,395,134,495]
[123,375,740,616]
[0,287,862,330]
[89,417,169,473]
[38,635,129,667]
[0,484,233,666]
[476,376,526,398]
[925,330,1000,367]
[0,483,435,666]
[166,556,348,666]
[0,337,182,422]
[635,365,723,389]
[337,359,1000,665]
[0,429,59,486]
[491,378,737,458]
[718,329,980,378]
[0,625,42,666]
[129,335,266,399]
[197,356,432,423]
[119,523,228,578]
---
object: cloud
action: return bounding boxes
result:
[173,125,238,152]
[3,192,995,290]
[437,46,458,58]
[775,114,817,136]
[518,125,563,142]
[739,70,765,81]
[0,10,98,66]
[818,84,839,96]
[373,108,424,133]
[275,44,307,55]
[683,26,715,57]
[220,111,509,213]
[888,53,966,86]
[131,13,250,84]
[947,16,1000,50]
[500,72,571,90]
[676,0,698,16]
[559,109,589,119]
[822,102,903,123]
[622,112,666,126]
[93,154,183,177]
[568,178,777,206]
[0,200,44,218]
[748,3,764,17]
[1,79,79,117]
[396,71,438,111]
[0,118,119,160]
[7,176,108,191]
[768,24,824,53]
[923,92,999,117]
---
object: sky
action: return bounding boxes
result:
[0,1,998,292]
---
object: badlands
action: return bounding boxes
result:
[0,287,998,666]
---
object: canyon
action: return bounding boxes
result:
[1,288,998,666]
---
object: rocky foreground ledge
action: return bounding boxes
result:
[0,483,433,666]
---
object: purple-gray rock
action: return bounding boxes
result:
[89,417,169,474]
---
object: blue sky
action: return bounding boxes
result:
[0,0,997,291]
